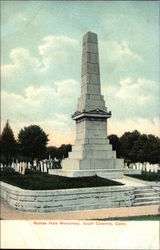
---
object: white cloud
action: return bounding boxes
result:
[117,77,154,105]
[1,78,79,146]
[108,117,160,138]
[102,77,159,119]
[2,79,79,122]
[1,48,41,77]
[100,40,142,62]
[38,35,79,70]
[1,35,80,94]
[1,48,42,93]
[119,77,132,86]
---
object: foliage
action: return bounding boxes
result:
[1,166,16,175]
[0,121,17,164]
[119,130,141,162]
[0,172,123,190]
[18,125,49,161]
[107,134,121,158]
[45,144,72,160]
[126,172,160,182]
[108,130,160,164]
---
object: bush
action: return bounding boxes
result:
[1,167,16,175]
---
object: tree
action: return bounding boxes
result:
[18,125,49,161]
[0,120,16,164]
[119,130,160,164]
[45,146,58,159]
[130,134,148,163]
[45,144,72,160]
[120,130,141,162]
[146,134,160,163]
[59,144,72,159]
[108,134,121,158]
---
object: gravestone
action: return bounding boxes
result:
[154,164,158,173]
[28,162,31,169]
[44,162,47,173]
[40,161,43,172]
[22,162,26,175]
[146,162,151,172]
[142,163,146,172]
[150,164,154,172]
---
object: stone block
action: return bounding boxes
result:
[89,159,115,169]
[36,196,53,202]
[115,159,124,169]
[81,83,101,95]
[89,53,99,64]
[82,62,99,76]
[82,73,100,86]
[83,32,98,44]
[72,143,112,151]
[88,138,109,144]
[85,129,107,139]
[83,42,98,54]
[62,158,81,170]
[19,196,37,202]
[82,53,99,65]
[83,150,115,159]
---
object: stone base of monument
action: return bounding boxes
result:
[49,168,141,179]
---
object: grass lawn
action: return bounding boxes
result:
[0,167,123,190]
[125,172,160,182]
[95,214,160,221]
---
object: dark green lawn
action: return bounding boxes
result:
[0,167,123,190]
[126,172,160,182]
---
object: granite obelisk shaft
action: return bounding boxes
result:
[77,32,107,112]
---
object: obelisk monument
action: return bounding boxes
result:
[50,31,124,178]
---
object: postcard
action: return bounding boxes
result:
[1,1,159,249]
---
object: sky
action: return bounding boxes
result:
[1,1,160,146]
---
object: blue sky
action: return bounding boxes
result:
[1,1,160,145]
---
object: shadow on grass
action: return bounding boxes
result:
[0,168,124,190]
[125,172,160,182]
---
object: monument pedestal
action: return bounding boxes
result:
[49,169,124,179]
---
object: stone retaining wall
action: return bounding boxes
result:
[151,182,160,193]
[0,181,134,213]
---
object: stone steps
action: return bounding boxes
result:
[135,193,160,198]
[133,186,160,207]
[133,200,160,207]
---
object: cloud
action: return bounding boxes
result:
[2,47,41,76]
[1,48,42,93]
[102,77,159,119]
[38,35,79,70]
[2,79,79,123]
[108,117,160,138]
[117,77,154,105]
[100,40,142,62]
[1,35,80,94]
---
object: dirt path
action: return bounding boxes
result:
[1,198,159,220]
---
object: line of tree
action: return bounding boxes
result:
[0,121,160,164]
[0,121,71,164]
[108,130,160,164]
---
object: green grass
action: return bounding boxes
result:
[94,214,160,221]
[125,172,160,182]
[0,167,123,190]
